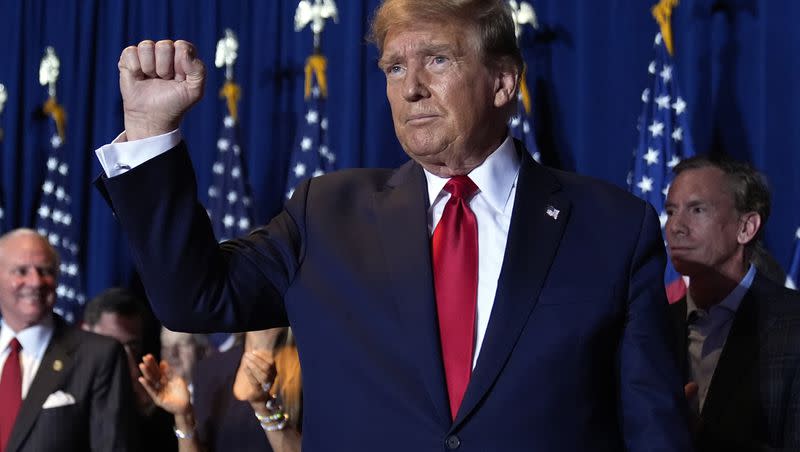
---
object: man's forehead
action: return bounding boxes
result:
[382,22,470,56]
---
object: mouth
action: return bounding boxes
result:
[405,114,439,125]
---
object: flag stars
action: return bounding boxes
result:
[648,120,664,137]
[637,176,654,193]
[300,137,312,151]
[238,218,250,231]
[47,157,58,171]
[795,227,800,239]
[55,187,65,200]
[321,118,328,130]
[213,162,225,175]
[223,214,235,228]
[306,109,319,124]
[672,97,687,115]
[208,187,219,198]
[231,167,241,178]
[662,183,671,197]
[58,163,68,175]
[51,134,62,148]
[227,191,238,204]
[641,88,650,103]
[667,155,681,169]
[660,65,673,83]
[312,169,324,177]
[648,61,656,74]
[224,116,235,128]
[643,148,660,166]
[655,95,671,109]
[294,163,307,178]
[510,116,521,127]
[38,205,51,219]
[671,127,683,142]
[42,181,54,194]
[217,138,230,151]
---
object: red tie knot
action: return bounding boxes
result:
[444,175,478,200]
[9,338,21,353]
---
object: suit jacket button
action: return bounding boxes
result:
[445,435,461,449]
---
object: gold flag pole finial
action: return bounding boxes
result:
[508,0,539,114]
[215,29,241,121]
[295,0,338,99]
[652,0,679,55]
[39,47,66,141]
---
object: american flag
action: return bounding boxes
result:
[35,98,85,323]
[509,73,541,163]
[285,55,336,199]
[786,227,800,290]
[206,82,254,244]
[628,32,695,303]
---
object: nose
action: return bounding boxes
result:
[666,211,687,240]
[401,65,430,102]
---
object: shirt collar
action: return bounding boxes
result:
[423,135,520,214]
[0,314,55,359]
[686,264,756,320]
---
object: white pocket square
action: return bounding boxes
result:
[41,390,76,409]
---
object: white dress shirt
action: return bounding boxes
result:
[96,130,521,369]
[686,264,755,413]
[0,315,55,399]
[424,135,520,368]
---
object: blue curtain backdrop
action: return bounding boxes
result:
[0,0,798,301]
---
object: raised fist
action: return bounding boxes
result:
[118,40,206,141]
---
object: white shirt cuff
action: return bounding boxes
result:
[95,129,182,178]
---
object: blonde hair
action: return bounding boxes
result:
[369,0,523,73]
[273,329,302,432]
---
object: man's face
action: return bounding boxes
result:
[380,21,514,176]
[665,167,747,278]
[0,233,58,331]
[88,312,143,360]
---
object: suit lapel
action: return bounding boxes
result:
[454,148,569,426]
[7,317,75,452]
[373,161,451,427]
[700,289,759,424]
[669,298,690,381]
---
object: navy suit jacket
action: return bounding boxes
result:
[669,272,800,451]
[97,141,691,451]
[5,315,138,452]
[192,344,273,452]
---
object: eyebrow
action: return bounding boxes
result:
[379,43,456,67]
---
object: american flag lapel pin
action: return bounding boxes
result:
[546,205,560,220]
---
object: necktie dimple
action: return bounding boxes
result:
[432,175,479,420]
[0,338,23,451]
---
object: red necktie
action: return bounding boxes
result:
[0,338,23,451]
[432,175,479,420]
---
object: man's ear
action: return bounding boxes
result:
[737,212,762,246]
[493,65,519,109]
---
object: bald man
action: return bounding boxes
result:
[0,229,137,451]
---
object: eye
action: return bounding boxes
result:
[384,64,404,77]
[432,55,448,65]
[691,206,704,214]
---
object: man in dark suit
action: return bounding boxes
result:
[0,229,138,451]
[665,156,800,451]
[94,1,691,450]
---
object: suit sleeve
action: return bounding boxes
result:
[96,142,306,332]
[89,341,140,452]
[619,203,693,452]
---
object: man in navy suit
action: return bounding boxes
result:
[95,1,691,450]
[665,156,800,451]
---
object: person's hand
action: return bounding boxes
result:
[118,39,206,140]
[138,353,192,416]
[233,349,277,403]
